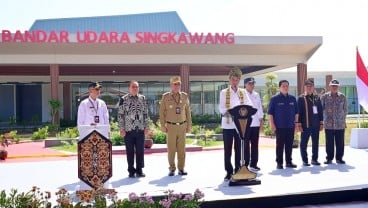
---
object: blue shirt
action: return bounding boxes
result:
[268,93,298,128]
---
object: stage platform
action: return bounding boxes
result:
[1,146,368,207]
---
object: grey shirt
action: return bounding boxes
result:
[118,94,149,132]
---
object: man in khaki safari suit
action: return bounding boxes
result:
[159,76,192,176]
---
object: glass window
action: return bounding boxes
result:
[190,82,202,115]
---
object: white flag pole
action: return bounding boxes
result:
[358,104,361,128]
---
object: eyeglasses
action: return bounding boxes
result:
[173,83,181,86]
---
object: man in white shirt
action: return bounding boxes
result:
[219,67,253,181]
[76,82,110,190]
[77,82,109,126]
[244,77,264,171]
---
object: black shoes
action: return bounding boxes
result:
[311,160,321,166]
[178,170,188,175]
[129,170,145,178]
[168,170,188,176]
[286,163,297,168]
[324,160,332,164]
[303,162,311,166]
[136,172,146,177]
[277,164,284,169]
[224,173,232,181]
[249,165,261,171]
[336,159,346,164]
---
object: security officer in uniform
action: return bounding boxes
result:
[159,76,192,176]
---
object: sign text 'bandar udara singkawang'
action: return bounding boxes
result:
[1,30,235,44]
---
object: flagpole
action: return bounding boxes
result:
[358,47,361,128]
[358,104,361,128]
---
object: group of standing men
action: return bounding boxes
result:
[77,67,348,180]
[77,78,191,178]
[266,77,348,170]
[220,67,348,181]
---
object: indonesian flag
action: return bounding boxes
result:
[356,49,368,112]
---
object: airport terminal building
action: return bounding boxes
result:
[0,11,333,124]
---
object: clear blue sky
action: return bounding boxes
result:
[1,0,368,71]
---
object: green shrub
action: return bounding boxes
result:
[8,130,20,143]
[192,114,221,125]
[360,122,368,128]
[191,125,201,134]
[31,126,49,140]
[57,127,79,138]
[110,120,120,132]
[197,138,216,146]
[214,125,223,134]
[263,123,275,136]
[111,131,124,145]
[152,130,166,144]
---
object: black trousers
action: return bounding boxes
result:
[325,129,345,161]
[244,126,260,167]
[223,129,241,175]
[300,127,319,162]
[275,128,295,165]
[124,130,145,174]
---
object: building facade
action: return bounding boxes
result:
[0,11,323,125]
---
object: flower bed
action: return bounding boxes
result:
[0,186,205,208]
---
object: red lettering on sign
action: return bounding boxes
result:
[1,30,12,42]
[177,32,188,44]
[135,32,144,43]
[98,32,109,43]
[119,32,130,43]
[60,31,69,43]
[13,30,25,42]
[110,32,118,43]
[36,30,47,42]
[1,30,234,44]
[188,33,204,44]
[48,31,59,43]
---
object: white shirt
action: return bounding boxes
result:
[219,87,253,129]
[245,90,264,127]
[77,96,110,126]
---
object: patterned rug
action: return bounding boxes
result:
[78,130,112,189]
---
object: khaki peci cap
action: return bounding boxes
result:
[88,82,102,89]
[170,76,181,84]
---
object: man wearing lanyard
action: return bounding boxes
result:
[219,67,253,181]
[118,80,150,178]
[159,76,192,176]
[296,79,323,166]
[77,82,109,126]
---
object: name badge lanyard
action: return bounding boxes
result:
[172,93,181,114]
[308,95,318,114]
[89,98,100,123]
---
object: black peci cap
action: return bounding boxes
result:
[88,82,102,89]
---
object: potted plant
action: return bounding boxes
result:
[0,135,8,160]
[145,129,154,148]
